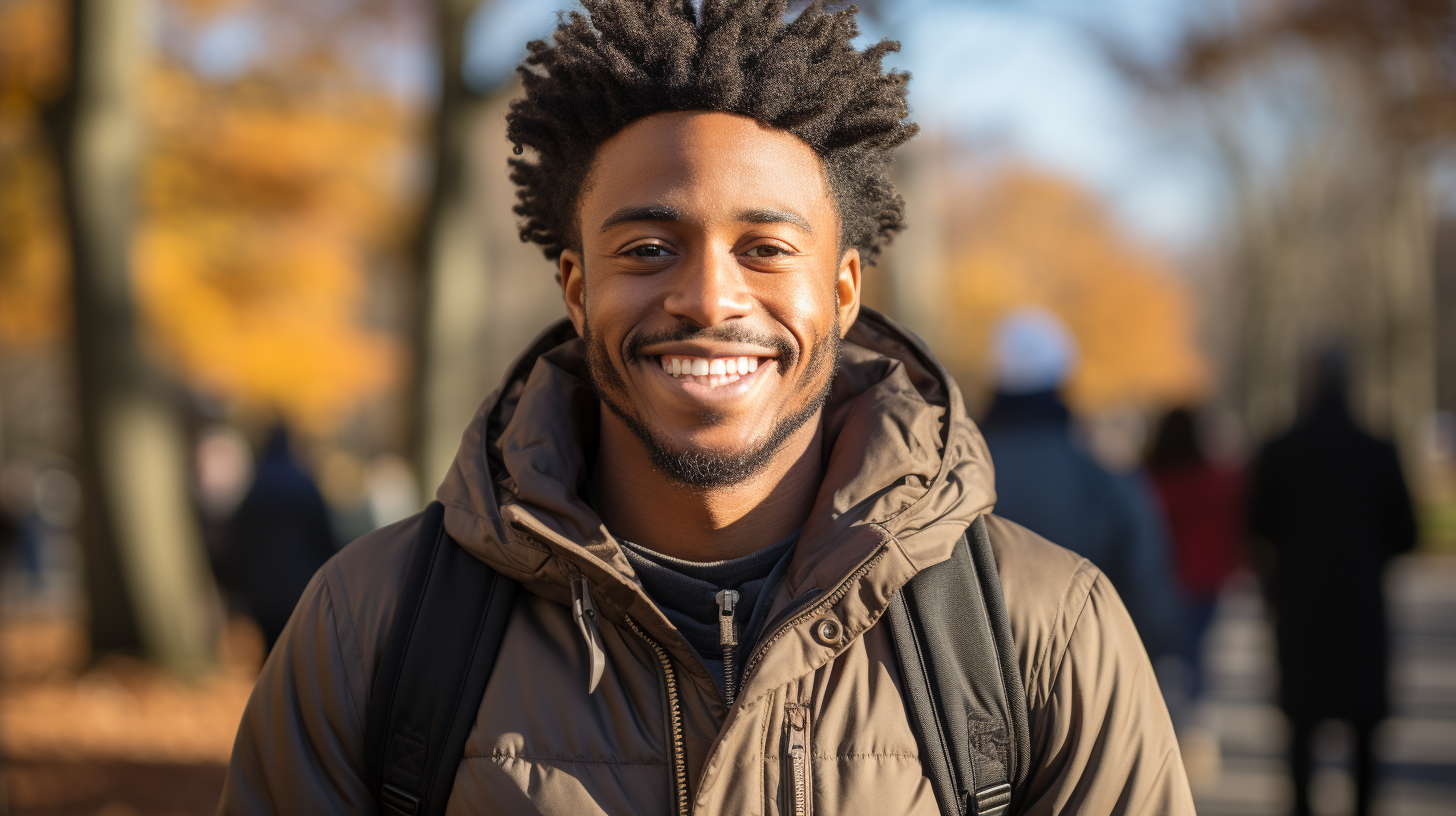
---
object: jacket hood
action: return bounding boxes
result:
[437,307,996,640]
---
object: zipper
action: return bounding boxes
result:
[783,702,813,816]
[715,589,740,707]
[740,547,888,690]
[626,615,690,816]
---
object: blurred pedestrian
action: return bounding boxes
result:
[194,424,254,600]
[0,462,29,574]
[222,425,338,652]
[1147,407,1242,706]
[0,461,39,587]
[980,307,1182,659]
[1247,351,1417,816]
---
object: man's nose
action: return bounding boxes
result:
[663,248,753,326]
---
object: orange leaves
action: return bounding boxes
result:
[142,66,416,240]
[941,166,1209,411]
[0,0,69,348]
[0,0,423,433]
[0,0,69,103]
[133,215,400,433]
[0,133,68,347]
[131,37,424,432]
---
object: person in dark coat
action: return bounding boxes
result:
[1247,352,1417,816]
[223,426,339,652]
[980,308,1182,660]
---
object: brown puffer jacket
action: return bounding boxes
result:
[218,310,1195,815]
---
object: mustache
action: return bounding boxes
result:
[624,322,798,368]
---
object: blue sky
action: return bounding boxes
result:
[870,0,1222,254]
[179,0,1224,253]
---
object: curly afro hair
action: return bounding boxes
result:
[505,0,918,265]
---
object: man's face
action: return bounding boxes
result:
[559,111,861,487]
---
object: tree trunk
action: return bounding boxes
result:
[409,0,489,497]
[42,0,218,672]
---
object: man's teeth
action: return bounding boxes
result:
[659,355,762,387]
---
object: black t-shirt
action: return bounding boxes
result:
[620,532,798,700]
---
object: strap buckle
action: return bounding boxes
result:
[381,782,421,816]
[970,782,1012,816]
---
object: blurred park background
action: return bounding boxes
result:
[1,0,1454,813]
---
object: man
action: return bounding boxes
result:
[219,2,1193,813]
[978,308,1181,661]
[1248,351,1416,816]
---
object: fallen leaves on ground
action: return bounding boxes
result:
[0,616,262,764]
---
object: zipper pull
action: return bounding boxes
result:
[716,589,740,706]
[716,589,739,647]
[784,702,813,816]
[572,575,606,694]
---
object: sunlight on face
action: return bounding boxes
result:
[559,111,860,487]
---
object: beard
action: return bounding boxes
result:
[582,317,839,489]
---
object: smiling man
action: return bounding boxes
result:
[573,111,856,570]
[219,2,1194,815]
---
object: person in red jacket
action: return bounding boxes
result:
[1147,407,1242,708]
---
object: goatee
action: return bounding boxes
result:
[582,319,839,489]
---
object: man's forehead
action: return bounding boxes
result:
[582,111,834,220]
[602,110,819,159]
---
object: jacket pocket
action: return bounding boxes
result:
[782,702,813,816]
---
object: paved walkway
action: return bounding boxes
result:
[1191,556,1456,816]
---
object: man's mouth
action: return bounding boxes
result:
[657,355,769,388]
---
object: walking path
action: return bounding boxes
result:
[1191,555,1456,815]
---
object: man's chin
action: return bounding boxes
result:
[601,373,832,489]
[644,443,780,489]
[619,411,785,489]
[650,435,765,468]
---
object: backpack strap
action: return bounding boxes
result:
[364,500,518,816]
[888,514,1031,816]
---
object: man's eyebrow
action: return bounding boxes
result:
[598,205,813,233]
[736,208,812,233]
[599,205,684,231]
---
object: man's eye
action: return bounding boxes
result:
[626,244,670,257]
[746,245,788,258]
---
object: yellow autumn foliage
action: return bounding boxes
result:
[133,52,421,432]
[141,66,412,241]
[0,0,67,101]
[1,0,422,433]
[940,166,1209,411]
[0,130,68,347]
[0,0,70,348]
[133,216,400,433]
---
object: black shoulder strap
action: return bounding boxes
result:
[888,515,1031,816]
[364,500,518,816]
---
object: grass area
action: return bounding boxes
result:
[1420,500,1456,556]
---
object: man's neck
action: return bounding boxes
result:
[590,412,824,563]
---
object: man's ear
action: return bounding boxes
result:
[837,248,861,337]
[560,249,587,338]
